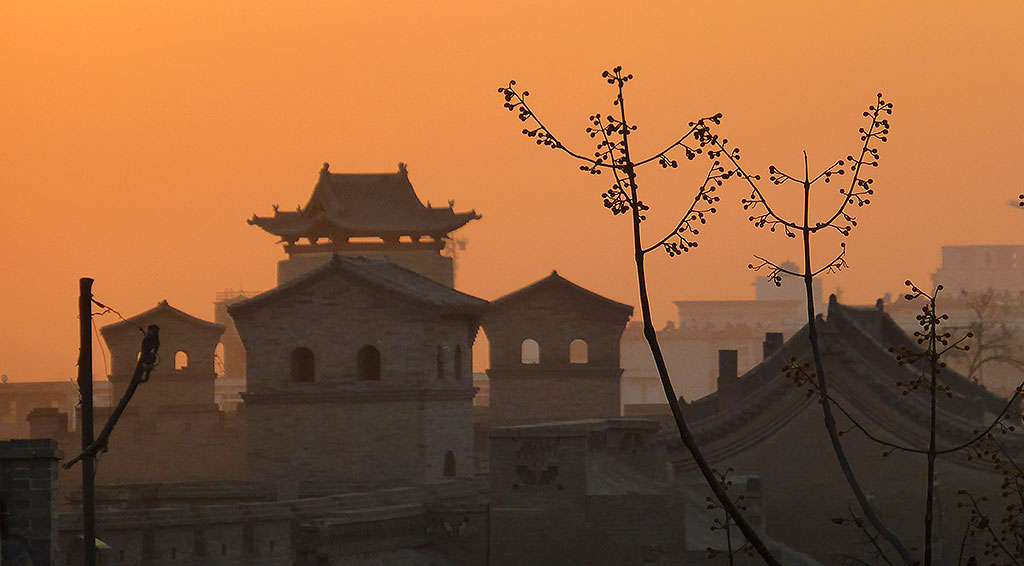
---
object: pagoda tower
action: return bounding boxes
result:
[249,162,480,287]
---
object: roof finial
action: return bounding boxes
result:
[398,162,408,175]
[320,162,330,176]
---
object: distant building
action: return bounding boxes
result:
[248,162,480,287]
[0,381,78,439]
[932,244,1024,294]
[875,243,1024,397]
[622,262,823,407]
[213,289,255,411]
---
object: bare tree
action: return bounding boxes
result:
[705,467,755,565]
[944,289,1024,391]
[499,67,782,566]
[699,95,918,563]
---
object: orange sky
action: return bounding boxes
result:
[2,1,1022,381]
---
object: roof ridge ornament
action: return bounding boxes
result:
[398,162,408,175]
[320,162,330,176]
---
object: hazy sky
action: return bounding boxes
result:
[2,1,1022,381]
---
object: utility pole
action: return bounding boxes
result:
[78,277,96,566]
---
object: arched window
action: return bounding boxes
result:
[290,347,315,382]
[174,351,189,370]
[443,450,456,478]
[454,345,463,380]
[358,345,381,381]
[521,339,540,365]
[569,339,588,364]
[214,343,225,377]
[437,345,446,380]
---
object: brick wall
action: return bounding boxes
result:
[483,278,630,426]
[29,407,246,502]
[0,439,62,566]
[277,249,454,287]
[56,480,485,566]
[234,267,480,487]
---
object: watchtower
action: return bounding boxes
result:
[482,271,633,425]
[229,256,488,487]
[100,300,224,412]
[248,162,480,287]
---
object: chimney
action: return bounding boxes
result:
[717,349,739,393]
[762,332,784,360]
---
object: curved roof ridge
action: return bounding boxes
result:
[249,163,480,240]
[827,300,1010,411]
[667,302,1024,466]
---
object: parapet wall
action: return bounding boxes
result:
[56,479,486,566]
[29,406,246,507]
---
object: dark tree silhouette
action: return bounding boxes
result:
[705,467,755,565]
[499,67,782,566]
[894,284,1024,566]
[699,95,918,564]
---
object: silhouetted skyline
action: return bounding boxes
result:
[2,1,1022,381]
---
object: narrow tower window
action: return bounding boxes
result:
[521,339,540,365]
[443,450,456,478]
[569,339,588,364]
[174,351,189,370]
[290,347,315,382]
[358,345,381,381]
[437,345,446,380]
[454,344,463,380]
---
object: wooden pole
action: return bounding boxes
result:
[77,277,96,566]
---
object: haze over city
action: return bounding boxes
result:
[2,1,1022,382]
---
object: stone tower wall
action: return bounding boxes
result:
[233,270,479,486]
[102,306,223,410]
[483,281,629,425]
[278,249,454,288]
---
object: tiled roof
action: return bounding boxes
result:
[248,163,479,240]
[99,300,224,336]
[670,297,1023,465]
[228,256,488,316]
[489,271,634,316]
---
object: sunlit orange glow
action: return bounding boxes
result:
[2,2,1022,381]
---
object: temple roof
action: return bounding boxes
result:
[248,162,480,241]
[100,300,224,337]
[228,255,488,316]
[669,296,1023,466]
[489,271,634,318]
